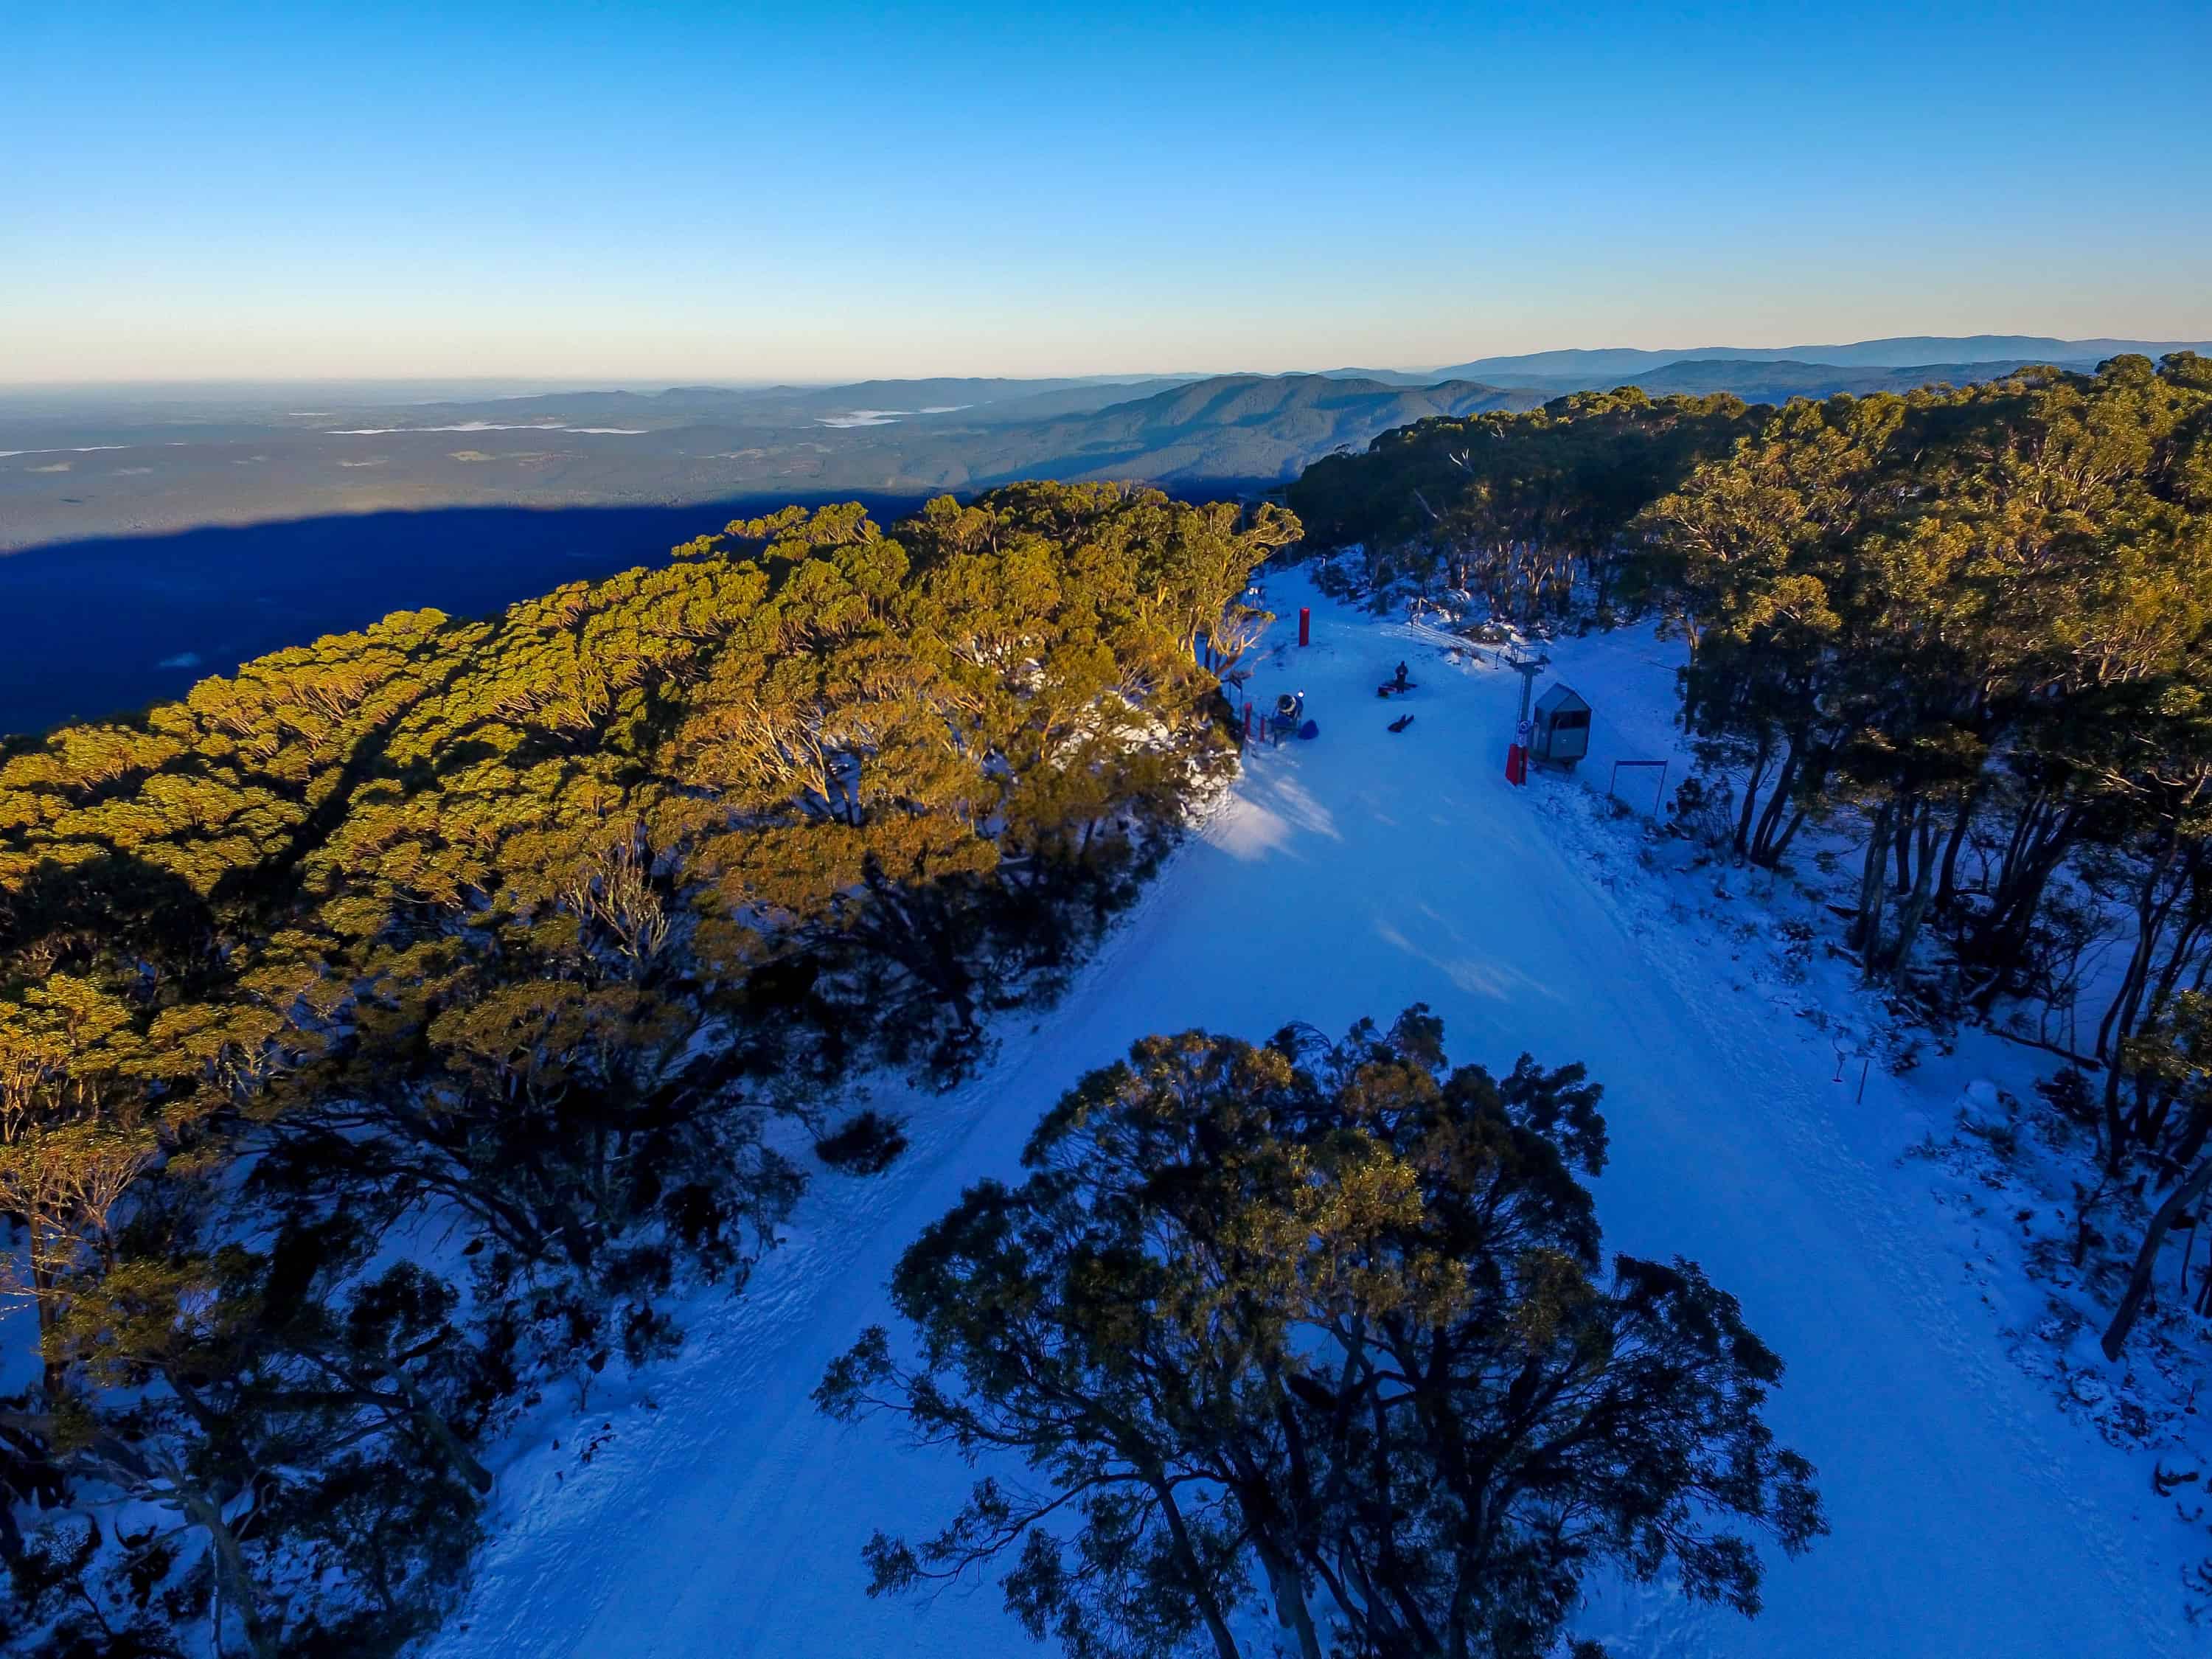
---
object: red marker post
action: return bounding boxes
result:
[1298,606,1311,647]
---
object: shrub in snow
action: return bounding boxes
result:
[815,1109,911,1175]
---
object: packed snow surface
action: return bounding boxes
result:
[431,573,2187,1658]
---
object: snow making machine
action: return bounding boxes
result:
[1528,684,1592,771]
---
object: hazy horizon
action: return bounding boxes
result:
[12,321,2206,392]
[8,329,2212,398]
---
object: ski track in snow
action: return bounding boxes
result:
[427,575,2189,1659]
[1529,778,2174,1654]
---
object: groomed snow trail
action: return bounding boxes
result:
[431,576,2186,1658]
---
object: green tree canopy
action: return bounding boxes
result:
[821,1008,1822,1659]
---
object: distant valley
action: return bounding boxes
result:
[0,373,1536,556]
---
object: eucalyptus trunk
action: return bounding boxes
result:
[1854,798,1897,976]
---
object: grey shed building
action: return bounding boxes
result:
[1529,684,1592,769]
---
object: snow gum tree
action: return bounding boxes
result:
[818,1008,1824,1659]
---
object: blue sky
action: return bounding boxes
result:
[4,1,2208,382]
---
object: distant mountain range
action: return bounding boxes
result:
[7,338,2208,555]
[392,377,1199,429]
[941,375,1537,489]
[1427,335,2210,394]
[1497,355,2059,400]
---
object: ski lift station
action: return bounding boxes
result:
[1529,684,1592,769]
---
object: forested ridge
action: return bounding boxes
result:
[1290,386,1763,618]
[0,481,1295,1655]
[1292,352,2212,1362]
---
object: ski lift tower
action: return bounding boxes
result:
[1503,646,1549,786]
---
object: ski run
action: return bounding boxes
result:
[428,569,2195,1659]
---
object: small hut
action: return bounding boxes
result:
[1529,684,1592,770]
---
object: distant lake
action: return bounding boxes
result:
[0,496,919,736]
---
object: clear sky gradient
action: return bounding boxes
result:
[6,1,2208,383]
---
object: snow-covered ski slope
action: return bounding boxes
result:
[431,571,2185,1658]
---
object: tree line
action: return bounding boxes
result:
[1290,354,2212,1361]
[0,482,1295,1656]
[1289,386,1764,621]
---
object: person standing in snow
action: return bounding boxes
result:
[1393,661,1409,691]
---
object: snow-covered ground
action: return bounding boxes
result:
[428,572,2193,1658]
